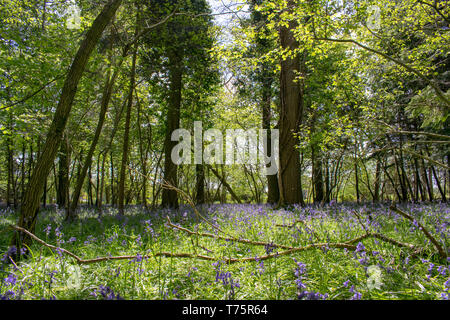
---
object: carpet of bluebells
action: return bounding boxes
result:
[0,202,449,300]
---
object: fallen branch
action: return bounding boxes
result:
[8,224,218,264]
[389,205,447,259]
[274,219,321,242]
[166,218,425,261]
[9,220,427,265]
[166,216,295,250]
[345,232,417,250]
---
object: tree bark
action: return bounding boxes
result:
[118,26,138,215]
[195,164,205,204]
[278,4,304,206]
[161,51,183,208]
[354,140,360,204]
[136,91,148,208]
[312,145,324,203]
[56,134,70,209]
[373,157,381,202]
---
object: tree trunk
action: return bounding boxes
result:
[20,141,26,205]
[161,51,183,208]
[354,141,360,204]
[6,137,13,208]
[312,145,324,203]
[195,164,205,204]
[88,164,93,206]
[260,65,279,204]
[207,164,241,203]
[98,152,106,209]
[56,134,70,209]
[136,91,148,208]
[110,151,116,206]
[118,28,138,215]
[325,158,330,203]
[278,5,304,205]
[13,0,122,251]
[373,157,381,202]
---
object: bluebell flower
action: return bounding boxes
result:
[4,274,17,286]
[0,290,15,300]
[95,285,124,300]
[356,242,365,253]
[298,290,327,300]
[351,292,362,300]
[44,225,51,237]
[68,237,76,243]
[2,246,17,262]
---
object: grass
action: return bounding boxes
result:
[0,202,449,300]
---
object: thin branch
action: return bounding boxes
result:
[389,130,450,140]
[352,210,369,235]
[313,36,450,107]
[1,74,66,111]
[389,205,447,259]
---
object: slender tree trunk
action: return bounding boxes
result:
[98,152,106,209]
[373,157,381,202]
[354,141,360,204]
[110,151,116,206]
[207,164,241,203]
[312,145,324,203]
[13,0,122,251]
[260,65,279,204]
[56,134,70,209]
[42,0,47,31]
[431,165,446,201]
[424,146,446,201]
[429,167,434,200]
[325,158,330,203]
[420,155,433,201]
[415,158,426,201]
[88,164,93,206]
[6,138,12,208]
[136,92,148,208]
[28,141,33,183]
[118,25,138,215]
[95,155,100,206]
[20,141,26,205]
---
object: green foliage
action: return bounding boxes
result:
[0,203,448,299]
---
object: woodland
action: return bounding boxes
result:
[0,0,449,300]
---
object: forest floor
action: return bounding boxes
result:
[0,202,449,300]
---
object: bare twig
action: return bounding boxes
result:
[352,210,369,235]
